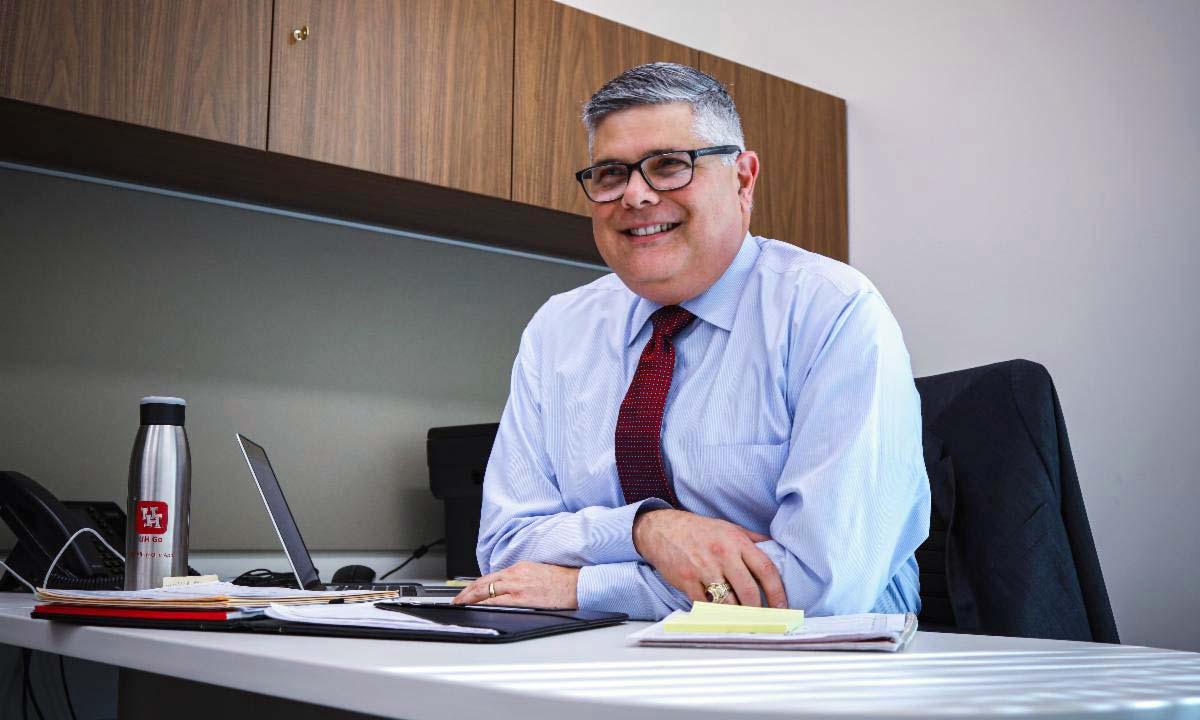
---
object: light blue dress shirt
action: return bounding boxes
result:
[478,234,930,620]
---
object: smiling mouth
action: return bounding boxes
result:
[623,222,681,238]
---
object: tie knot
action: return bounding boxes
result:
[650,305,695,341]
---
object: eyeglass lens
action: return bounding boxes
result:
[583,151,694,202]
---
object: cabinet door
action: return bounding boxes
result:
[0,0,270,149]
[700,54,848,261]
[270,0,513,200]
[513,0,696,217]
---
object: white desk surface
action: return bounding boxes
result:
[1,593,1198,719]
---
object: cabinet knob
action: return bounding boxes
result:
[292,25,309,42]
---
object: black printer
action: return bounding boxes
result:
[427,423,499,578]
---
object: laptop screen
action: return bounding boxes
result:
[235,434,323,591]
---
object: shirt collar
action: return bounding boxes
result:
[625,233,760,346]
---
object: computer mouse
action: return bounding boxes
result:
[331,564,376,584]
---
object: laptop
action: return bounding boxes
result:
[235,433,458,601]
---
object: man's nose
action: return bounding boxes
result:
[621,169,660,209]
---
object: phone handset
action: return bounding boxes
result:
[0,470,127,590]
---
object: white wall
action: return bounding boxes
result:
[0,167,602,553]
[557,0,1200,651]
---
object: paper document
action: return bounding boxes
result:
[265,602,499,636]
[633,612,917,652]
[36,581,397,609]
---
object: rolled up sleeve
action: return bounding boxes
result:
[759,291,930,615]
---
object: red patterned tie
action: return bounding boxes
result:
[615,305,696,508]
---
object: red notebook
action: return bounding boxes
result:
[34,604,256,622]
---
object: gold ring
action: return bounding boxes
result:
[488,581,496,599]
[704,581,732,604]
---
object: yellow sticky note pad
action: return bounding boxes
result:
[662,602,804,634]
[162,574,219,588]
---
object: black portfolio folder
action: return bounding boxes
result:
[32,603,627,644]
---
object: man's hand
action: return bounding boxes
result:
[452,561,580,608]
[633,509,787,608]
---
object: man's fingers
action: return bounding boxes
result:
[742,529,771,543]
[459,582,514,606]
[453,585,487,605]
[675,576,705,601]
[742,545,787,608]
[452,573,502,605]
[452,582,482,604]
[721,563,760,607]
[474,594,514,606]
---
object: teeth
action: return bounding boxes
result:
[629,223,675,237]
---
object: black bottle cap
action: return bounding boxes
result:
[140,396,186,426]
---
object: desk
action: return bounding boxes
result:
[2,593,1198,719]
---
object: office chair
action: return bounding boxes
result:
[913,359,1119,643]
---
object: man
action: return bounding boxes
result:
[454,63,929,620]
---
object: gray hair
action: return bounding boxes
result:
[582,62,745,161]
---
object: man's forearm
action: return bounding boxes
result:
[576,561,691,620]
[478,497,670,573]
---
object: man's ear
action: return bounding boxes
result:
[735,150,760,213]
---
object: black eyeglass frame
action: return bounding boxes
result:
[574,145,742,203]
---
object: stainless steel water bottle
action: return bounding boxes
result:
[125,396,191,590]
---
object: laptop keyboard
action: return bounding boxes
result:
[328,583,460,597]
[330,583,417,592]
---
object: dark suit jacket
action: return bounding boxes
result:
[915,360,1119,643]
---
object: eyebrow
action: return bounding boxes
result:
[591,148,682,166]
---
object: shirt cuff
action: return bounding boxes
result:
[576,561,690,621]
[589,497,670,563]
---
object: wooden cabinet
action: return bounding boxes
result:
[699,54,848,260]
[513,0,695,216]
[269,0,513,199]
[0,0,847,264]
[0,0,271,149]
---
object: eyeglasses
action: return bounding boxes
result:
[575,145,742,203]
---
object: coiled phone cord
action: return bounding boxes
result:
[0,526,126,593]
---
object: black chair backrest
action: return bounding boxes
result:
[913,488,955,631]
[912,359,1119,642]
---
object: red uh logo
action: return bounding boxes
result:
[136,501,169,534]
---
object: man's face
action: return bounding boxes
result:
[588,103,758,305]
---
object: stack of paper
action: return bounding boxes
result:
[265,602,499,636]
[633,611,918,652]
[662,601,804,634]
[35,581,397,609]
